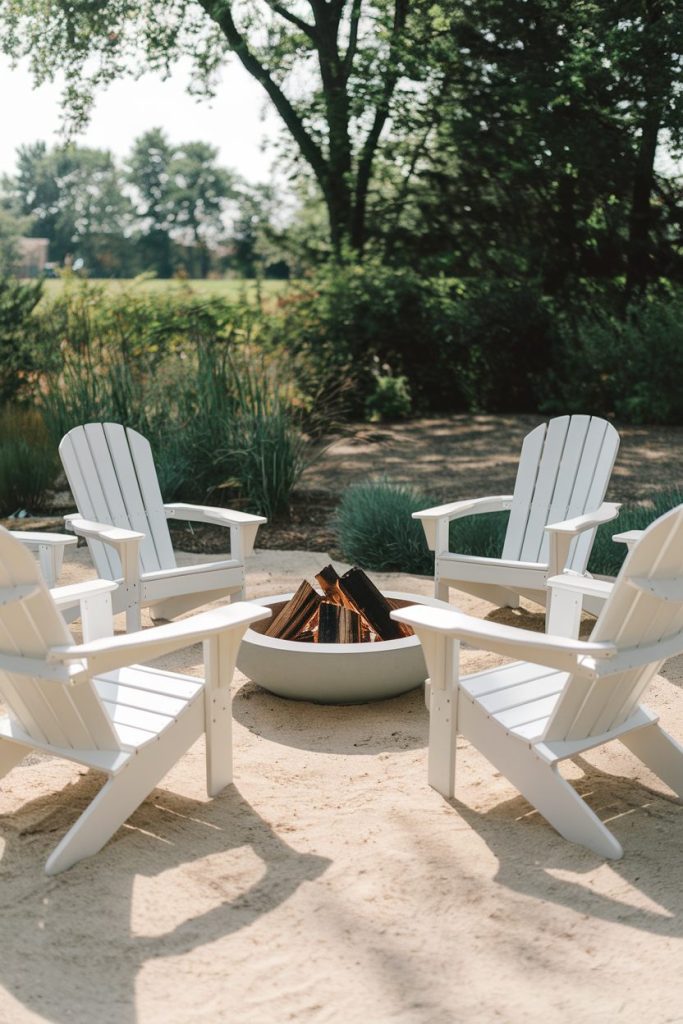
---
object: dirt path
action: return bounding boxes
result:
[299,415,683,502]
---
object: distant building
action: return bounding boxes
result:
[17,237,49,277]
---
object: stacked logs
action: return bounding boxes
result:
[264,565,413,643]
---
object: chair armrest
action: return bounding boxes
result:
[412,496,514,552]
[164,503,267,559]
[612,529,643,549]
[547,573,614,601]
[391,604,616,680]
[48,601,272,676]
[545,502,621,537]
[12,531,78,587]
[12,531,78,548]
[64,515,143,576]
[545,502,621,577]
[64,514,144,550]
[50,578,118,611]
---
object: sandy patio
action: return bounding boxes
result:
[1,543,682,1024]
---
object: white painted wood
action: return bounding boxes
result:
[11,532,77,586]
[60,423,266,628]
[0,526,271,874]
[415,416,620,611]
[392,505,683,858]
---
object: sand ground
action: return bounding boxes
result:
[1,545,683,1024]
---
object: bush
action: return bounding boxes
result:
[334,480,434,574]
[547,289,683,425]
[38,306,310,517]
[334,480,511,574]
[0,276,44,403]
[454,279,559,413]
[364,367,412,422]
[0,407,59,515]
[274,260,464,414]
[334,482,683,585]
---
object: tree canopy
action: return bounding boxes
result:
[1,0,681,291]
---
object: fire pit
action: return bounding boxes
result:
[236,590,443,704]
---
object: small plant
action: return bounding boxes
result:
[364,366,412,423]
[334,480,434,574]
[215,354,310,519]
[0,407,59,515]
[334,480,512,575]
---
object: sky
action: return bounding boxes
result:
[0,55,279,183]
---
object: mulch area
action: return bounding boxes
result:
[167,492,340,556]
[6,415,683,555]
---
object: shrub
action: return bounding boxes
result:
[0,407,59,515]
[38,310,310,516]
[334,480,434,574]
[273,260,464,414]
[0,276,44,403]
[364,367,412,422]
[546,289,683,425]
[334,480,511,575]
[454,279,559,413]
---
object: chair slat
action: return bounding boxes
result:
[502,422,547,561]
[100,423,165,573]
[95,677,187,717]
[124,428,176,569]
[101,664,202,700]
[519,416,572,562]
[565,419,619,572]
[59,429,121,578]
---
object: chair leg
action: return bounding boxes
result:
[621,724,683,799]
[45,704,203,875]
[0,738,29,781]
[428,681,458,798]
[457,702,623,858]
[516,759,623,859]
[435,579,450,602]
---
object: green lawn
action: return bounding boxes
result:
[40,277,290,305]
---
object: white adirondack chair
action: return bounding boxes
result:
[59,423,266,631]
[392,504,683,859]
[11,531,77,586]
[413,415,621,613]
[0,526,270,874]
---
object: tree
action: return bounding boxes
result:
[0,0,417,256]
[4,142,136,275]
[382,0,683,295]
[168,141,235,277]
[0,209,30,276]
[126,128,176,277]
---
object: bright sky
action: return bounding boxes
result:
[0,56,279,183]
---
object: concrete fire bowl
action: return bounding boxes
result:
[237,590,442,704]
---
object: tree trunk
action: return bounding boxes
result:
[624,0,668,304]
[624,102,662,302]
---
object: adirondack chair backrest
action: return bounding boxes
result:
[0,528,119,751]
[543,504,683,744]
[501,415,619,572]
[60,423,176,581]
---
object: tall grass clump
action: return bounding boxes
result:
[0,407,59,515]
[334,481,513,574]
[38,298,311,517]
[588,490,683,577]
[334,480,434,574]
[216,356,309,520]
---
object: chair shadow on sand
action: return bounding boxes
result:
[444,754,683,936]
[0,771,330,1024]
